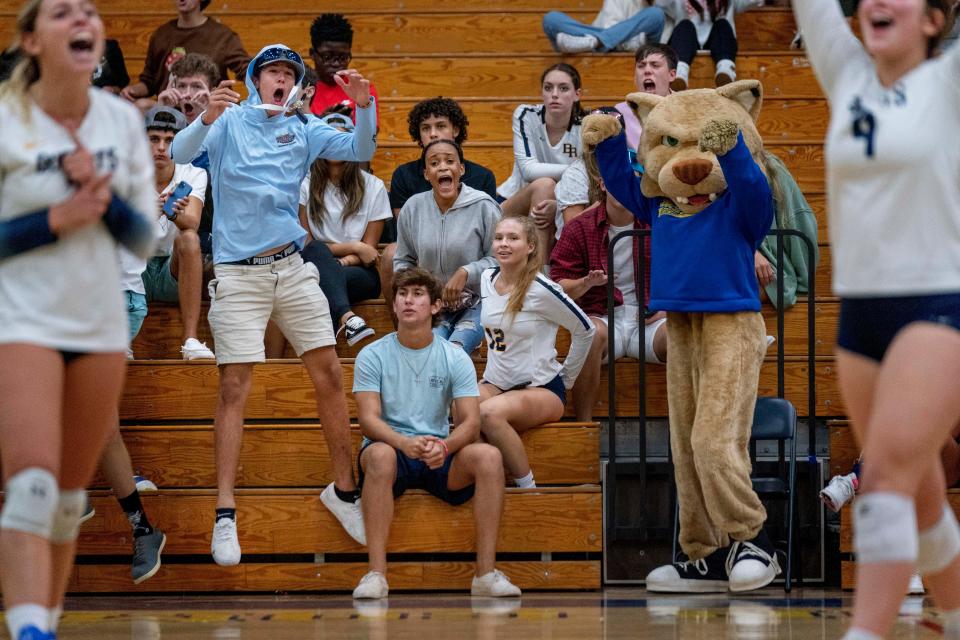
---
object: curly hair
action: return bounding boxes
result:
[407,97,469,146]
[310,13,354,49]
[170,53,218,89]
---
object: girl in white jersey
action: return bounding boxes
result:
[793,0,960,637]
[0,1,154,638]
[498,64,585,256]
[478,216,595,488]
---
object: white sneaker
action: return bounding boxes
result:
[181,337,215,360]
[471,569,521,597]
[320,483,366,545]
[727,539,781,592]
[211,517,241,566]
[820,472,858,512]
[617,32,647,52]
[908,573,925,595]
[555,32,599,53]
[133,475,158,492]
[353,570,389,599]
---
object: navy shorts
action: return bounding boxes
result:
[358,442,475,506]
[481,374,567,405]
[837,293,960,362]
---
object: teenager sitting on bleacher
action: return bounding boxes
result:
[550,140,666,423]
[170,44,376,566]
[120,0,249,105]
[351,267,521,600]
[157,53,218,125]
[542,0,665,53]
[298,113,391,347]
[394,140,500,356]
[479,216,595,489]
[498,63,585,256]
[308,13,380,125]
[661,0,764,90]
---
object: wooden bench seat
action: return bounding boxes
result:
[95,422,600,488]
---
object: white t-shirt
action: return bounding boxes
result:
[298,170,391,244]
[794,0,960,296]
[0,89,155,352]
[609,223,638,308]
[555,159,590,238]
[480,268,595,390]
[498,104,582,199]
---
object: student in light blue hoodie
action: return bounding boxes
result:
[171,44,376,567]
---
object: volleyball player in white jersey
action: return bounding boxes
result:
[478,216,594,488]
[0,1,155,638]
[793,0,960,637]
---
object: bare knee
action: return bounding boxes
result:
[306,347,343,387]
[530,176,557,197]
[218,368,252,407]
[478,401,505,430]
[362,444,397,479]
[464,443,504,479]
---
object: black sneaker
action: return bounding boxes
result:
[645,545,731,593]
[340,315,375,347]
[132,529,166,584]
[727,530,781,592]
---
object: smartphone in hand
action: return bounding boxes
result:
[162,181,192,219]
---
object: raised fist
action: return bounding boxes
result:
[581,114,622,148]
[698,119,740,156]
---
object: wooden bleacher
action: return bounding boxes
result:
[2,0,936,591]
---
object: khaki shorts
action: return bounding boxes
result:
[207,253,335,365]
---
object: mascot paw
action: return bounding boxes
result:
[581,114,622,147]
[698,119,740,156]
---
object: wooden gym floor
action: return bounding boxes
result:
[41,588,947,639]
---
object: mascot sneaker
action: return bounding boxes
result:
[727,532,781,592]
[645,546,730,593]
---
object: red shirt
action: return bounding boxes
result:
[309,80,380,127]
[549,200,650,318]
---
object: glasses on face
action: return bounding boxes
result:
[316,51,352,65]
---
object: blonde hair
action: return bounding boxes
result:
[0,0,44,117]
[498,215,543,322]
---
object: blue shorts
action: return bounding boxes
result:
[837,293,960,362]
[434,305,484,355]
[358,442,475,506]
[125,290,148,342]
[482,373,567,405]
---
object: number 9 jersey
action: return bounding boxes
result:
[479,266,595,391]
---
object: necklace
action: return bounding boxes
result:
[397,336,434,384]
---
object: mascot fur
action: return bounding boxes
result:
[585,80,779,593]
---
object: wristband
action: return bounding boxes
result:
[0,209,56,260]
[438,439,449,459]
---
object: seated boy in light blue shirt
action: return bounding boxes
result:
[351,267,522,601]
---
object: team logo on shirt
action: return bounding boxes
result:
[36,147,118,175]
[429,376,445,389]
[849,97,877,159]
[562,143,578,158]
[276,133,296,146]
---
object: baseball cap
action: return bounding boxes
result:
[144,106,188,133]
[320,112,355,131]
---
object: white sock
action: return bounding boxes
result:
[842,629,882,640]
[515,471,536,489]
[944,608,960,638]
[676,61,691,83]
[6,603,50,638]
[49,605,63,632]
[716,58,736,78]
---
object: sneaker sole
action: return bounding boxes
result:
[729,567,779,592]
[133,533,166,585]
[345,327,375,347]
[646,579,729,593]
[79,507,96,525]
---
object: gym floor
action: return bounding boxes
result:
[48,588,945,639]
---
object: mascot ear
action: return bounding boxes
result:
[716,80,763,123]
[626,91,663,126]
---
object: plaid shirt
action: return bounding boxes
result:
[549,200,650,318]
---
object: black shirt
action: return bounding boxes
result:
[92,40,130,90]
[388,158,498,211]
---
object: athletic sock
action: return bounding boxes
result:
[117,489,153,537]
[515,471,536,489]
[334,485,360,504]
[48,605,63,632]
[841,629,882,640]
[944,608,960,638]
[675,61,691,83]
[6,603,50,638]
[215,507,236,522]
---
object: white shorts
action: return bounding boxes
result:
[596,305,665,364]
[207,252,336,365]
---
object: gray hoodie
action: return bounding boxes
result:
[394,184,501,299]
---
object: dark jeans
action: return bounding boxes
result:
[300,241,381,333]
[668,17,737,65]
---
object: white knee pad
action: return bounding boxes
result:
[917,505,960,576]
[0,467,59,538]
[50,489,87,544]
[853,492,918,564]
